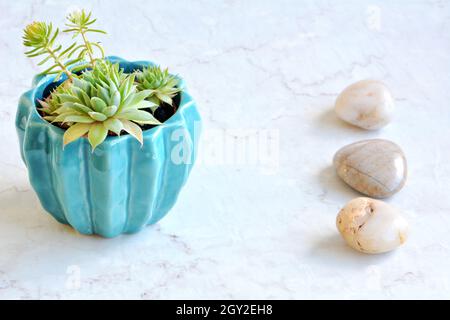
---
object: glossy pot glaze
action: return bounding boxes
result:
[15,56,201,237]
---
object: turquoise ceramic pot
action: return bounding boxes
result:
[15,56,201,237]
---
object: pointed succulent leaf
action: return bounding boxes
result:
[102,105,118,117]
[63,123,91,146]
[37,99,49,110]
[119,74,134,100]
[119,110,160,125]
[104,118,123,135]
[155,93,172,105]
[148,96,160,105]
[58,93,80,103]
[90,96,107,112]
[72,86,92,107]
[71,102,93,114]
[122,89,151,109]
[63,115,96,123]
[110,90,121,107]
[135,100,157,110]
[88,122,108,150]
[52,112,80,123]
[53,105,75,115]
[70,63,91,73]
[88,111,108,121]
[96,85,110,103]
[73,78,87,91]
[122,120,143,145]
[43,115,57,121]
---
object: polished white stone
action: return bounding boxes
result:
[335,80,394,130]
[1,0,450,299]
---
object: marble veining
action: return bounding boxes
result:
[1,0,450,299]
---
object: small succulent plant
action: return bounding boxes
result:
[135,66,181,107]
[23,10,181,150]
[47,61,160,149]
[37,81,71,121]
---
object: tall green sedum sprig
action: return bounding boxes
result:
[23,22,76,81]
[63,9,106,68]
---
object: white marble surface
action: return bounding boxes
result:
[1,0,450,299]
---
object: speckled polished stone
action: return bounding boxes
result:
[333,139,407,198]
[336,197,409,254]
